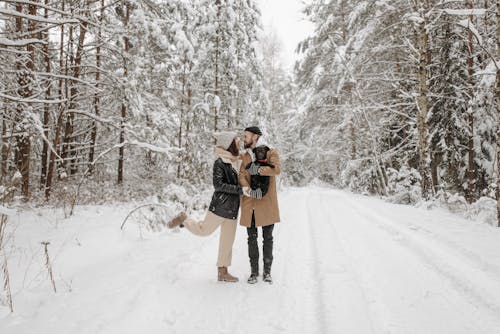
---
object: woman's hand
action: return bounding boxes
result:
[242,187,251,197]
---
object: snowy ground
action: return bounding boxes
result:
[1,187,500,334]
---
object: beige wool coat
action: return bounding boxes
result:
[239,148,281,227]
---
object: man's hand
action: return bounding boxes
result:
[247,162,260,175]
[249,188,263,200]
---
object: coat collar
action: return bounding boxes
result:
[215,147,242,174]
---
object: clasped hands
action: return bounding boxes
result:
[242,187,263,200]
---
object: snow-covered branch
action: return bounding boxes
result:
[0,8,79,25]
[0,37,47,47]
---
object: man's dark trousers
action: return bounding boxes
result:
[247,211,274,275]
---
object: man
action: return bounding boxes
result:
[239,126,281,284]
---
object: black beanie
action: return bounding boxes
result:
[244,126,262,136]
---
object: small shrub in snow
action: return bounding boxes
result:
[308,178,334,188]
[442,192,468,213]
[468,197,497,225]
[341,160,379,195]
[418,191,468,212]
[419,190,496,225]
[159,183,211,214]
[386,166,422,204]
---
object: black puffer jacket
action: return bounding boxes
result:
[209,158,242,220]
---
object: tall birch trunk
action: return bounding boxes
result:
[88,0,104,174]
[214,0,221,131]
[14,2,37,199]
[495,0,500,227]
[45,0,66,200]
[466,0,476,203]
[416,0,433,200]
[117,1,130,184]
[40,0,51,188]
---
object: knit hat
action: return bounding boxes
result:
[213,131,237,150]
[244,126,262,136]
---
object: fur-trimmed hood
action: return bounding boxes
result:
[215,147,242,174]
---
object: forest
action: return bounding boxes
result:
[0,0,499,227]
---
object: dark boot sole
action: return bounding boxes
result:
[247,276,258,284]
[218,278,239,283]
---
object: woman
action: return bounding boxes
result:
[167,131,249,282]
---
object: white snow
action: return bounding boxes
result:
[0,206,15,216]
[444,9,487,17]
[1,187,500,333]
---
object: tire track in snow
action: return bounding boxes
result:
[276,188,325,333]
[306,190,378,333]
[337,192,500,318]
[328,189,500,333]
[159,228,250,334]
[276,188,388,333]
[355,196,500,280]
[304,191,329,334]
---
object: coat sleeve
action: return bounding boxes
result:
[213,160,242,195]
[258,149,281,177]
[239,155,251,188]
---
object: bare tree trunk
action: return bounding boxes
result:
[14,2,37,199]
[466,0,476,203]
[177,56,187,179]
[214,0,221,132]
[227,82,231,129]
[340,0,356,161]
[485,0,489,40]
[1,111,8,181]
[60,7,73,170]
[118,1,130,184]
[40,0,51,189]
[235,28,242,130]
[144,113,154,168]
[45,113,64,200]
[416,0,433,200]
[45,0,66,200]
[496,0,500,227]
[65,17,88,176]
[89,0,104,174]
[184,83,193,179]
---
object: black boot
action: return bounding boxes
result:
[247,272,258,284]
[262,224,274,283]
[262,273,273,284]
[247,213,259,284]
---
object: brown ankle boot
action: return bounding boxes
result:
[217,267,239,282]
[167,212,187,229]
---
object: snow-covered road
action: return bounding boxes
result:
[1,187,500,334]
